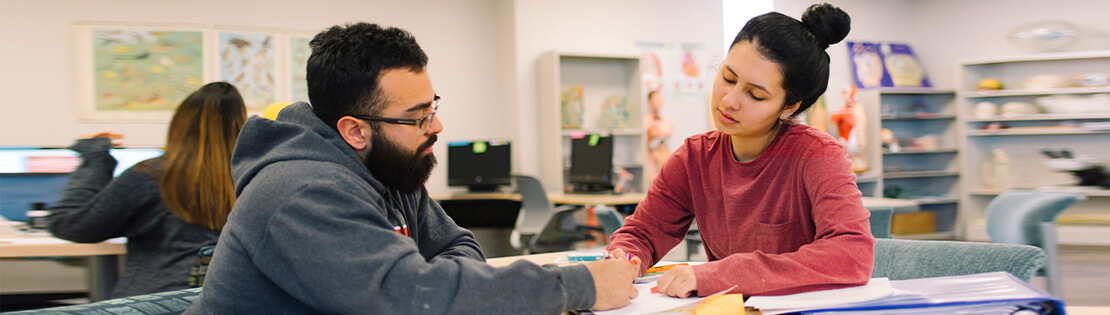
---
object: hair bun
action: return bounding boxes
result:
[801,3,851,49]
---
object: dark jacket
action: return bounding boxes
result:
[49,138,219,298]
[187,102,595,314]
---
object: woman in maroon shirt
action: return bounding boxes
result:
[607,3,874,298]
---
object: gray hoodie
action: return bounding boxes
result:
[186,102,595,314]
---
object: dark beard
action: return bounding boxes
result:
[364,134,437,194]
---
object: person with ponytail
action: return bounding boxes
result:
[606,4,874,297]
[48,82,247,298]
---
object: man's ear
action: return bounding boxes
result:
[336,116,372,151]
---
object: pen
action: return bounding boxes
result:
[646,263,688,273]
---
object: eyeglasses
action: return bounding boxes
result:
[350,95,440,135]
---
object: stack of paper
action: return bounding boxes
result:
[751,272,1063,314]
[748,278,921,315]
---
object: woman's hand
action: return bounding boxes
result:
[655,264,697,298]
[81,132,125,147]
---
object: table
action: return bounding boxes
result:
[434,192,645,206]
[486,252,1107,314]
[0,230,125,301]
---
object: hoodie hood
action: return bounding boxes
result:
[230,102,386,195]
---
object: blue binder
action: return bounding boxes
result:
[799,272,1064,314]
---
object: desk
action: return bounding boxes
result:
[860,197,920,214]
[487,252,1105,314]
[435,192,645,207]
[0,231,125,301]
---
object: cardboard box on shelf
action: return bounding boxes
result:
[891,211,937,235]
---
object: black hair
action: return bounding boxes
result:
[306,22,428,130]
[731,3,850,118]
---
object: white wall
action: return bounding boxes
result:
[775,0,1110,112]
[0,0,507,194]
[774,0,918,117]
[910,0,1110,89]
[509,0,723,182]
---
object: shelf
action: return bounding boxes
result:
[883,171,959,179]
[913,197,960,205]
[960,50,1110,65]
[560,128,642,136]
[883,148,958,155]
[556,51,639,60]
[966,128,1110,136]
[966,113,1110,122]
[892,231,956,240]
[961,86,1110,98]
[871,88,957,95]
[880,114,957,121]
[970,188,1110,197]
[855,173,881,184]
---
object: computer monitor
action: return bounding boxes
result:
[0,147,164,177]
[447,140,512,192]
[0,147,164,221]
[568,134,613,193]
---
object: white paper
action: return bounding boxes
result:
[746,278,899,314]
[591,280,706,315]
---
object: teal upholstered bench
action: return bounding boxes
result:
[4,287,202,315]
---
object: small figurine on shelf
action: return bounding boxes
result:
[910,99,934,118]
[1041,149,1110,189]
[644,90,674,181]
[880,128,900,153]
[831,85,869,173]
[599,95,630,129]
[981,148,1018,189]
[560,85,584,129]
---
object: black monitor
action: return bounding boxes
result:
[568,134,613,193]
[447,140,512,192]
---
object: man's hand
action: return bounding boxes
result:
[655,264,697,298]
[585,249,639,310]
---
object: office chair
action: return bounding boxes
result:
[872,238,1046,282]
[511,175,624,254]
[985,191,1085,297]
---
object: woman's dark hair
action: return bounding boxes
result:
[306,22,428,130]
[731,3,850,118]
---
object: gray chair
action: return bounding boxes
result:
[873,238,1046,282]
[866,206,893,239]
[511,175,623,253]
[985,191,1085,297]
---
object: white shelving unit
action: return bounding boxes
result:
[858,89,961,239]
[538,51,647,194]
[957,50,1110,245]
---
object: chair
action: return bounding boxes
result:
[189,245,216,288]
[985,191,1085,297]
[872,238,1046,282]
[4,287,202,315]
[866,206,893,239]
[511,175,624,254]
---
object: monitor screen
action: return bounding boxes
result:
[0,147,164,177]
[568,134,613,192]
[447,140,511,192]
[0,147,164,221]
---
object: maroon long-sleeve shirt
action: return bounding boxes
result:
[608,122,874,296]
